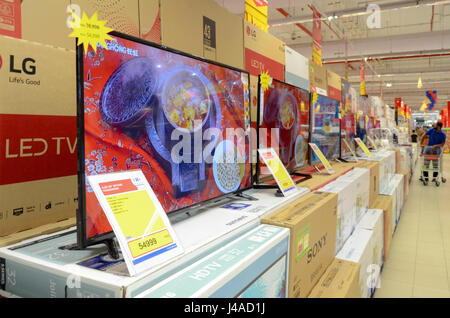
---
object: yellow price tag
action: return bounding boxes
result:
[309,143,335,174]
[355,138,371,156]
[128,230,173,259]
[69,11,115,54]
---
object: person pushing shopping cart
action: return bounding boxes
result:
[419,122,447,186]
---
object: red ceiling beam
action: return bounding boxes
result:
[276,8,313,38]
[323,53,450,65]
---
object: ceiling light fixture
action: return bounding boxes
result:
[386,83,392,87]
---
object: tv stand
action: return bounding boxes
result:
[60,238,120,260]
[233,192,258,201]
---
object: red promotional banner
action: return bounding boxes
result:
[0,0,21,39]
[360,60,366,96]
[312,7,322,66]
[0,114,77,186]
[245,48,285,81]
[395,98,402,108]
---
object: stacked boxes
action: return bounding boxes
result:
[337,168,370,224]
[336,229,375,298]
[368,150,396,193]
[318,181,357,255]
[0,35,77,238]
[308,259,360,298]
[380,174,404,230]
[262,192,338,298]
[357,161,380,208]
[372,195,394,260]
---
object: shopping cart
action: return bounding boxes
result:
[419,153,447,187]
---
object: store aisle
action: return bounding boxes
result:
[374,154,450,298]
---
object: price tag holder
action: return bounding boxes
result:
[355,138,372,157]
[342,139,359,162]
[366,135,379,152]
[309,143,335,175]
[258,148,298,197]
[87,170,183,276]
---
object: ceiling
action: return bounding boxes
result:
[214,0,450,111]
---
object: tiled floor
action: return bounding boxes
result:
[374,154,450,298]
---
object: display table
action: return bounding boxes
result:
[0,187,310,298]
[297,161,361,191]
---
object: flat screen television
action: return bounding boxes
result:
[341,113,356,157]
[77,32,252,249]
[310,95,341,164]
[256,78,310,182]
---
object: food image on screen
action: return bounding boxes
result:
[81,35,252,239]
[311,95,340,163]
[258,79,310,180]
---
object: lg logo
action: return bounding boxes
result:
[10,55,36,75]
[367,4,381,29]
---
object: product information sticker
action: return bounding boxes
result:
[355,138,372,157]
[258,148,298,197]
[309,143,335,174]
[87,170,183,276]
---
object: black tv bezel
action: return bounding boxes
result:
[76,31,253,250]
[309,93,342,165]
[255,76,312,184]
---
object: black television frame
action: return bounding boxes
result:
[309,93,342,165]
[254,75,312,186]
[76,31,254,253]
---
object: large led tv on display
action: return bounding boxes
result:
[310,95,341,164]
[78,32,252,244]
[256,78,310,181]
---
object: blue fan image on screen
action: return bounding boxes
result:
[311,96,341,164]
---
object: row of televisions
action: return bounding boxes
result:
[76,32,371,252]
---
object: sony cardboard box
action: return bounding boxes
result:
[337,168,370,225]
[0,35,77,237]
[336,228,374,298]
[0,208,262,298]
[319,181,357,255]
[308,259,360,298]
[138,225,289,298]
[161,0,244,70]
[357,161,379,208]
[373,195,394,260]
[262,191,338,298]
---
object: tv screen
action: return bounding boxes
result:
[257,78,310,181]
[310,95,341,164]
[341,113,356,157]
[78,32,252,243]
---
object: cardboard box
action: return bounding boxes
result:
[319,181,356,255]
[285,46,310,91]
[161,0,245,70]
[262,191,338,298]
[0,35,77,237]
[3,0,74,50]
[357,209,384,294]
[138,225,289,298]
[327,70,341,101]
[309,61,327,96]
[357,161,379,208]
[308,259,360,298]
[0,208,262,298]
[337,168,370,225]
[336,228,374,298]
[367,150,396,193]
[399,170,410,203]
[380,174,404,229]
[372,195,394,260]
[138,0,161,44]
